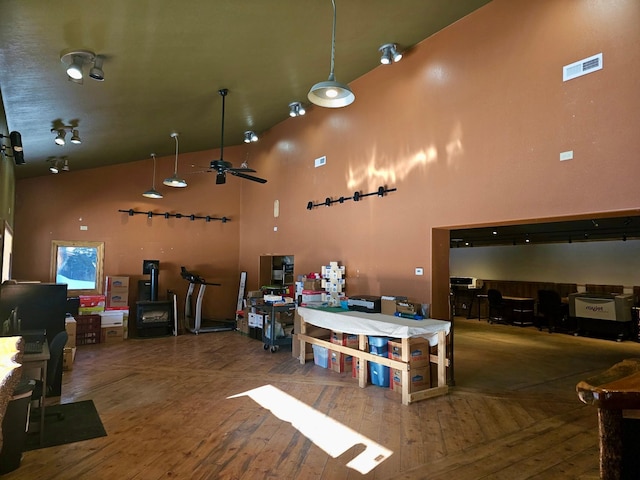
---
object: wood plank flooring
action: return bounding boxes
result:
[7,317,640,479]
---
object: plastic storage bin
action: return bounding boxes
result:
[312,344,329,368]
[368,336,390,387]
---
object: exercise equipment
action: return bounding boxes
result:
[181,266,234,334]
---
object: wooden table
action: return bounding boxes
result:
[576,358,640,479]
[474,294,535,325]
[297,307,450,405]
[22,341,50,445]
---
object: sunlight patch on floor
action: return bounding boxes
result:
[229,384,393,474]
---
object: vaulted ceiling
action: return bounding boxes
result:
[0,0,491,179]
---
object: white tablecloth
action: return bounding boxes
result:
[297,307,450,346]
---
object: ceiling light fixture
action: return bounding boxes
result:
[60,49,105,83]
[143,153,163,199]
[163,133,187,188]
[49,162,59,174]
[53,129,66,145]
[289,102,306,117]
[61,158,70,171]
[70,129,82,144]
[0,131,25,165]
[51,126,81,146]
[307,0,355,108]
[379,43,403,65]
[243,131,258,143]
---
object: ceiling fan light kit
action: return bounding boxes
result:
[207,89,267,185]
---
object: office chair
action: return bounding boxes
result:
[537,290,569,333]
[487,289,507,324]
[31,330,68,420]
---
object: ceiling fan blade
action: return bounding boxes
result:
[230,171,267,183]
[216,172,226,184]
[228,167,257,173]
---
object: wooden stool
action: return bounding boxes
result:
[576,358,640,480]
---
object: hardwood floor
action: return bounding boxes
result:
[7,317,640,479]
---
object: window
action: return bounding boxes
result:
[1,222,12,282]
[50,240,104,295]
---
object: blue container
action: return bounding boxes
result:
[368,337,390,387]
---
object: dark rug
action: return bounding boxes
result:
[24,400,107,451]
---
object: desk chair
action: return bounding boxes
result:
[31,330,68,420]
[537,290,569,333]
[487,289,507,324]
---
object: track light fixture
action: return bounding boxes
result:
[143,153,163,199]
[60,49,105,83]
[289,102,306,117]
[47,157,68,174]
[308,0,355,108]
[0,131,24,165]
[51,125,81,146]
[243,131,258,143]
[163,133,187,188]
[379,43,403,65]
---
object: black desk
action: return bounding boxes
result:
[475,294,535,325]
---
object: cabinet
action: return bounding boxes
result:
[259,255,294,287]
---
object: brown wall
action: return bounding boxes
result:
[13,0,640,322]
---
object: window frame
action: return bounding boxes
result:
[50,240,105,295]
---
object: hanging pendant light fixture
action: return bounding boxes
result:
[163,133,187,188]
[307,0,355,108]
[143,153,163,198]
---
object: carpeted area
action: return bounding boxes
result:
[24,400,107,451]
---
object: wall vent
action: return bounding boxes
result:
[563,53,603,82]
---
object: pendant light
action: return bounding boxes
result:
[307,0,355,108]
[163,133,187,188]
[142,153,163,199]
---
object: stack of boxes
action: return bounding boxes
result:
[62,316,77,370]
[388,337,431,393]
[329,331,357,373]
[104,276,129,340]
[321,262,345,307]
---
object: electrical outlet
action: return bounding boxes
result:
[415,267,423,276]
[314,156,326,168]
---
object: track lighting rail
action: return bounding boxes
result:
[306,186,396,210]
[118,209,229,223]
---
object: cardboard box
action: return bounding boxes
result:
[330,350,353,373]
[396,301,420,315]
[62,346,76,371]
[106,276,129,290]
[102,325,124,343]
[330,331,359,347]
[381,296,408,315]
[78,305,105,315]
[301,290,324,303]
[352,357,370,381]
[99,310,124,327]
[388,338,430,367]
[65,317,77,348]
[237,316,249,334]
[303,279,322,291]
[390,365,430,393]
[106,288,129,308]
[248,312,266,328]
[79,295,106,307]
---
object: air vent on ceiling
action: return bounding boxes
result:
[563,53,603,82]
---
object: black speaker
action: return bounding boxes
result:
[9,131,24,165]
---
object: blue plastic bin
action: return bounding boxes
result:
[368,336,390,387]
